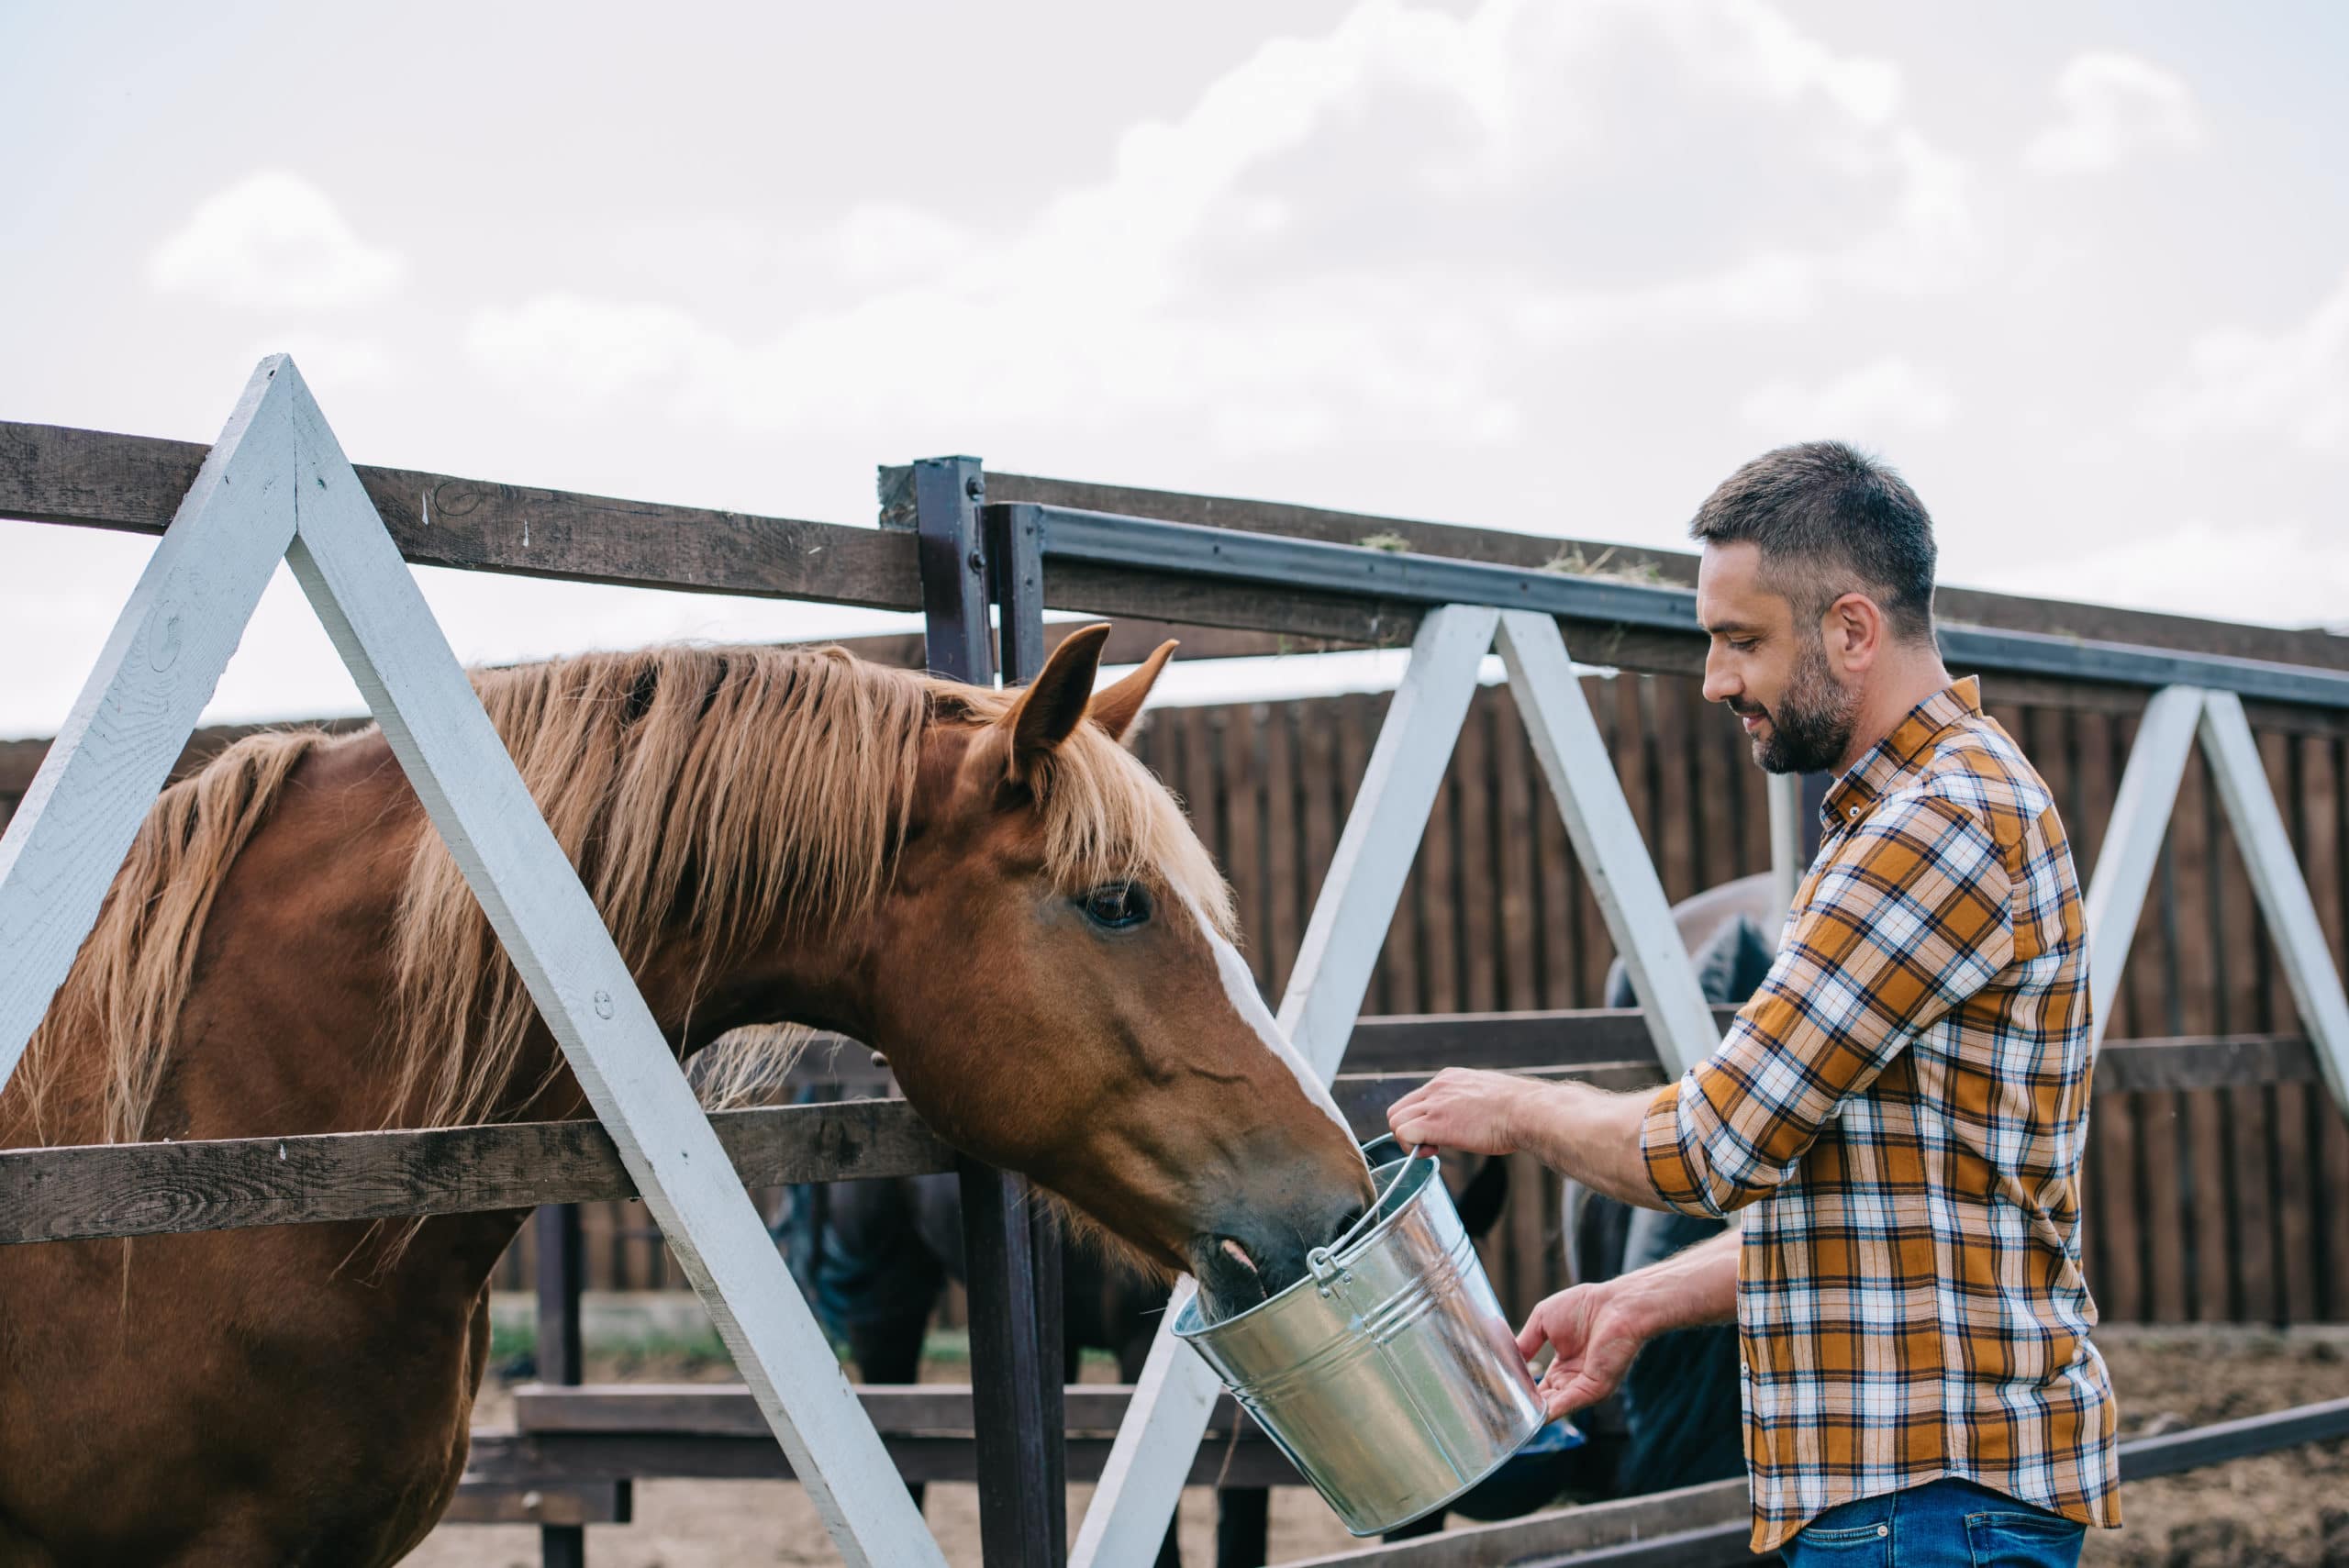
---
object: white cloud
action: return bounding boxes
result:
[2143,268,2349,452]
[465,295,720,406]
[150,171,406,309]
[460,0,1969,457]
[2023,52,2202,176]
[1738,358,1957,437]
[1966,517,2349,631]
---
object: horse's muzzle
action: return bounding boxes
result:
[1188,1188,1368,1318]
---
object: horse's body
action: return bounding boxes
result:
[0,629,1372,1567]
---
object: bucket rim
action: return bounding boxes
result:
[1173,1142,1438,1340]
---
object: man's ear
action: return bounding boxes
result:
[1003,623,1111,781]
[1822,592,1886,677]
[1087,639,1178,744]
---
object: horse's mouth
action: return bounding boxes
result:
[1191,1233,1276,1318]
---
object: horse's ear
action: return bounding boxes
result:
[1087,639,1177,744]
[1005,623,1111,780]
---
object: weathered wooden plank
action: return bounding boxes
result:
[18,426,2349,695]
[460,1394,2349,1562]
[0,1097,953,1244]
[440,1482,630,1528]
[2,1033,2302,1246]
[0,420,922,610]
[1456,695,1498,1014]
[2166,751,2229,1321]
[515,1382,1254,1439]
[1264,701,1303,999]
[1279,1481,1754,1568]
[1493,690,1542,1017]
[461,1429,1302,1490]
[1225,698,1268,991]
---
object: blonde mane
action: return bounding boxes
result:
[14,641,1230,1146]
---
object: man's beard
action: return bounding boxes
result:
[1733,636,1858,775]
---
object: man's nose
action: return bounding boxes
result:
[1701,649,1738,706]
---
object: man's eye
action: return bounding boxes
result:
[1080,884,1151,929]
[1729,638,1758,653]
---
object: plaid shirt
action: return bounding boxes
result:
[1642,678,2120,1552]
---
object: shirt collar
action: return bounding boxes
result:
[1820,676,1982,835]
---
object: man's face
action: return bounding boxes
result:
[1694,540,1859,775]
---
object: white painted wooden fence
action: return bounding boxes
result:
[6,358,2347,1568]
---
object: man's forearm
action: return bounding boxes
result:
[1508,1076,1665,1208]
[1610,1224,1740,1335]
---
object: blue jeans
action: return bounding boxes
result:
[1781,1478,2085,1567]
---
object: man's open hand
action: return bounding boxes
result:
[1385,1067,1542,1157]
[1516,1283,1648,1419]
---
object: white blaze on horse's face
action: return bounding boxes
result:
[1181,893,1355,1147]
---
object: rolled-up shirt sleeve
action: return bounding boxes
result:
[1642,791,2015,1218]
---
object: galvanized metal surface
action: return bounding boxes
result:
[1175,1149,1544,1536]
[1016,503,2349,711]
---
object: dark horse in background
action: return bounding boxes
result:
[774,873,1780,1566]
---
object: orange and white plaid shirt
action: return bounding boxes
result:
[1642,677,2121,1552]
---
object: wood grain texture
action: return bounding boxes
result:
[0,1031,2293,1246]
[440,1482,629,1528]
[32,428,2345,688]
[1,420,919,609]
[0,1097,952,1243]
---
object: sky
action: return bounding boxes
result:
[3,0,2344,739]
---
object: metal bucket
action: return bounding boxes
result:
[1172,1137,1547,1535]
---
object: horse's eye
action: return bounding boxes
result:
[1080,884,1151,929]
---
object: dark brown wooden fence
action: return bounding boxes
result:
[8,666,2346,1325]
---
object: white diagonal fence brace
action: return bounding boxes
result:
[2082,684,2207,1051]
[2076,684,2349,1112]
[2198,691,2349,1112]
[1072,606,1720,1567]
[0,359,944,1568]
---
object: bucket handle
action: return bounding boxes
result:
[1307,1146,1422,1292]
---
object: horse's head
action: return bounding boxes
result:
[862,627,1374,1316]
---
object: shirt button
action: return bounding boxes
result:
[1846,806,1860,819]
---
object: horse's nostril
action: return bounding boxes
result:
[1327,1206,1365,1246]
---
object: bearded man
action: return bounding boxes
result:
[1389,443,2119,1565]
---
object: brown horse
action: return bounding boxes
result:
[0,624,1372,1567]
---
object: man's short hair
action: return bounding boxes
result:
[1688,441,1938,643]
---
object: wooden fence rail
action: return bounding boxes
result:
[0,1033,2313,1248]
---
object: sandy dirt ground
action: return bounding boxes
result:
[410,1329,2349,1568]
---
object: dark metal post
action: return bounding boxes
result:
[987,498,1068,1556]
[913,457,1064,1568]
[534,1202,585,1568]
[914,456,993,683]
